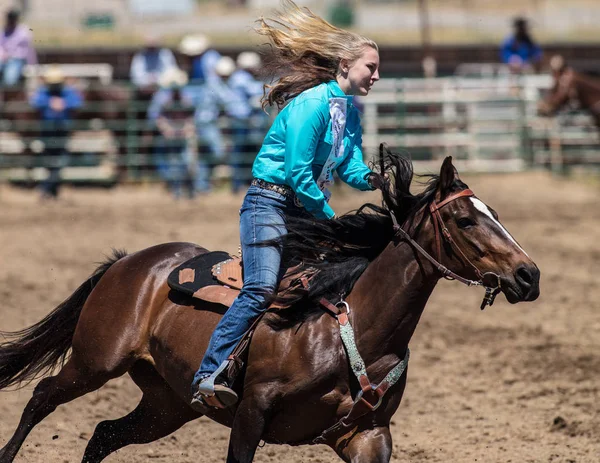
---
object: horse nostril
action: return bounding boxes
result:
[515,265,533,287]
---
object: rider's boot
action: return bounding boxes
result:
[190,360,238,410]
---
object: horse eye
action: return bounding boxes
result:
[488,207,499,220]
[457,217,475,229]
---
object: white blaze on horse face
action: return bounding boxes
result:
[470,198,530,258]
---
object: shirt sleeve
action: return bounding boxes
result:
[160,49,177,70]
[64,88,83,109]
[30,89,49,109]
[22,29,37,64]
[147,90,167,121]
[500,38,513,64]
[284,97,335,219]
[130,54,149,87]
[335,128,373,191]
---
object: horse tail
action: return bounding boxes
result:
[0,249,128,390]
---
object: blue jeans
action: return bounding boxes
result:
[193,184,310,384]
[0,58,25,86]
[153,137,194,198]
[194,123,224,193]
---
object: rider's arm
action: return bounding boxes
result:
[284,97,335,220]
[336,128,374,191]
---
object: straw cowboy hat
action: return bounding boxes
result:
[43,65,65,84]
[178,34,210,56]
[236,51,261,70]
[215,56,236,77]
[158,67,189,88]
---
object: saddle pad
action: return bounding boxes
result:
[167,251,232,298]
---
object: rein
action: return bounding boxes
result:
[313,164,503,444]
[389,189,501,310]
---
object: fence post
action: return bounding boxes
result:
[517,75,533,167]
[125,85,138,181]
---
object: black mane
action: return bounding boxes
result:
[265,152,466,329]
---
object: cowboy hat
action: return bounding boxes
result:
[44,65,65,84]
[178,34,210,56]
[215,56,236,77]
[236,51,261,70]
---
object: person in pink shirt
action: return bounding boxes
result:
[0,9,37,86]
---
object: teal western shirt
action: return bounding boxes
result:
[252,80,373,219]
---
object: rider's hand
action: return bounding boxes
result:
[368,172,390,191]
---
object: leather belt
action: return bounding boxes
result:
[251,178,294,198]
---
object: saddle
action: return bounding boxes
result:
[167,250,316,309]
[167,250,318,401]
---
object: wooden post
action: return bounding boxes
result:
[418,0,432,61]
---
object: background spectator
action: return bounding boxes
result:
[178,36,231,193]
[130,34,177,158]
[0,9,37,86]
[178,34,221,85]
[500,17,542,74]
[30,65,83,199]
[147,67,197,199]
[227,51,269,192]
[130,34,176,94]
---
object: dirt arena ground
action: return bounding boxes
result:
[1,170,599,462]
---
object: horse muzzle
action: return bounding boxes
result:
[536,100,554,117]
[501,263,540,303]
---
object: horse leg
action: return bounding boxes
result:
[0,357,114,463]
[335,426,393,463]
[81,360,201,463]
[226,395,270,463]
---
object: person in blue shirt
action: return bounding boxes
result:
[227,51,271,193]
[30,66,83,199]
[130,34,176,92]
[178,34,221,86]
[178,34,227,192]
[190,0,384,409]
[500,17,542,74]
[147,67,197,199]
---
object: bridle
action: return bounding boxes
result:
[388,188,502,310]
[313,185,503,443]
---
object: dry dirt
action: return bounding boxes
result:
[0,171,599,462]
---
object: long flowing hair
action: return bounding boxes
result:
[256,0,377,109]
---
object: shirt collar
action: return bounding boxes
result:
[327,80,354,101]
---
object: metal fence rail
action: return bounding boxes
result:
[1,75,598,187]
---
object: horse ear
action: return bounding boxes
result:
[438,156,458,196]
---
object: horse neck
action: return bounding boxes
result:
[575,74,600,112]
[346,223,439,365]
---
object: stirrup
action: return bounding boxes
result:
[190,361,238,410]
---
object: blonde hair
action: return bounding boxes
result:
[256,0,377,109]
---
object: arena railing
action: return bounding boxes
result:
[1,75,598,187]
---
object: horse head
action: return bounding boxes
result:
[419,156,540,305]
[538,55,578,116]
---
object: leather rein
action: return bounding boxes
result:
[389,188,502,310]
[312,187,503,445]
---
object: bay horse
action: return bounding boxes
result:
[0,153,540,463]
[538,55,600,129]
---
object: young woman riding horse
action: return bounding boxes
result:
[190,0,385,408]
[0,151,540,463]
